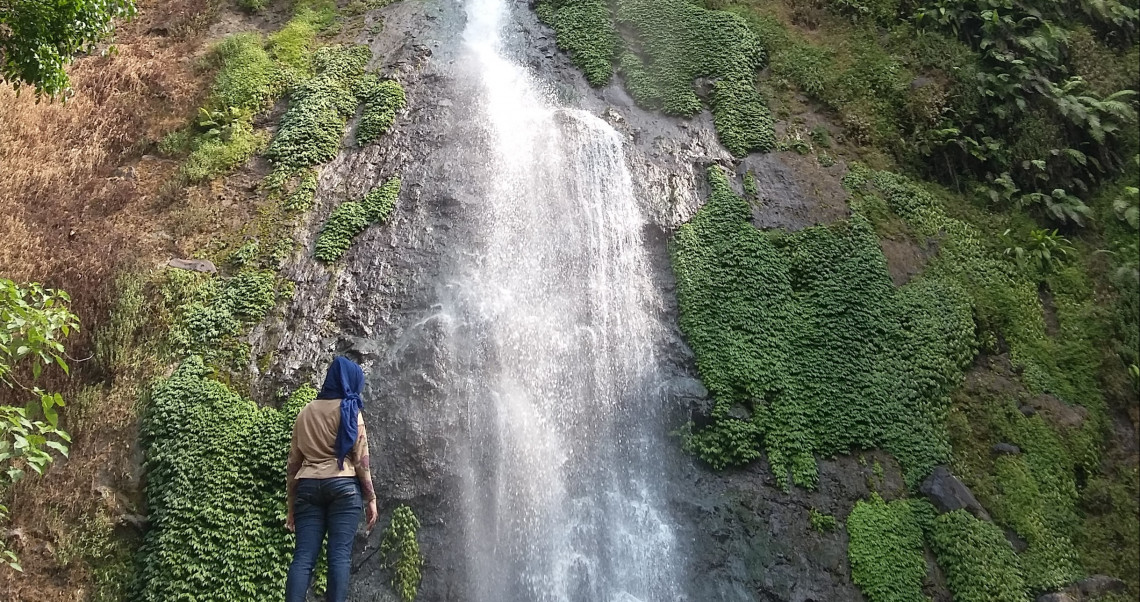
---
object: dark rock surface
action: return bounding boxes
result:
[920,466,992,521]
[993,442,1021,455]
[1072,574,1127,598]
[1035,575,1127,602]
[249,0,898,600]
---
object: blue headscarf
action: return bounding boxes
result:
[316,356,365,470]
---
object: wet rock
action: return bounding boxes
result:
[919,466,992,521]
[727,404,752,421]
[1028,393,1088,429]
[1005,528,1028,553]
[1037,575,1127,602]
[167,258,217,273]
[1072,575,1127,598]
[993,442,1021,455]
[1020,405,1037,417]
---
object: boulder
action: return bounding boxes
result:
[1036,575,1127,602]
[1072,575,1126,598]
[1027,393,1087,429]
[993,442,1021,455]
[168,258,217,273]
[919,466,991,521]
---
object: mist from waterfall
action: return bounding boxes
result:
[439,1,686,600]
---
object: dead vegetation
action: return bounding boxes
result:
[0,0,249,597]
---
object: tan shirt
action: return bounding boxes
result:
[287,398,376,501]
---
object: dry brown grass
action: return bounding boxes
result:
[0,0,228,597]
[0,8,207,330]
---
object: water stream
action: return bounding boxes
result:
[441,1,686,600]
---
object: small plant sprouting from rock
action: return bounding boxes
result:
[357,79,407,145]
[809,508,837,532]
[284,170,320,213]
[379,504,423,602]
[314,177,402,262]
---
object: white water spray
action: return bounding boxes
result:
[446,1,685,600]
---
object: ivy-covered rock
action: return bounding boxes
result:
[673,167,974,487]
[930,509,1029,602]
[314,177,402,263]
[135,358,317,601]
[847,494,932,602]
[265,45,373,172]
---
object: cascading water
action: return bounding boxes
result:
[441,1,686,600]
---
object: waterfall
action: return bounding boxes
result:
[440,1,686,600]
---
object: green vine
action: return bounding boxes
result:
[616,0,775,155]
[846,494,931,602]
[357,79,407,145]
[314,177,401,263]
[673,166,973,487]
[134,359,316,601]
[164,269,283,367]
[264,45,374,173]
[930,510,1029,602]
[535,0,775,155]
[808,508,837,532]
[379,504,422,602]
[535,0,618,86]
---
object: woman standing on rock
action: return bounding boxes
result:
[285,356,379,602]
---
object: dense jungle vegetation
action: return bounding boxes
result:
[541,0,1140,600]
[0,0,1137,600]
[1,0,419,599]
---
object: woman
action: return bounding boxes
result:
[285,356,379,602]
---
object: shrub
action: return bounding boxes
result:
[846,495,930,602]
[356,79,406,145]
[930,510,1029,602]
[180,122,268,183]
[674,167,974,486]
[205,33,281,113]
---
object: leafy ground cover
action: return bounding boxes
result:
[537,0,776,155]
[674,166,974,487]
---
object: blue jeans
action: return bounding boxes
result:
[286,477,363,602]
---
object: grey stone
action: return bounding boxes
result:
[118,513,149,533]
[920,466,992,521]
[727,404,752,421]
[1036,594,1076,602]
[1073,575,1127,598]
[993,442,1021,455]
[1005,528,1028,553]
[167,258,217,273]
[1020,405,1037,416]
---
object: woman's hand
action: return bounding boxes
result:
[285,510,295,532]
[365,499,378,532]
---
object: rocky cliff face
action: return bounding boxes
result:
[251,1,886,599]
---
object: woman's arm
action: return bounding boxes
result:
[285,421,303,531]
[353,419,378,530]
